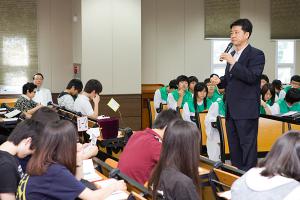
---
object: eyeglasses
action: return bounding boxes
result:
[34,78,43,80]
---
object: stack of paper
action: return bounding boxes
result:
[82,159,102,182]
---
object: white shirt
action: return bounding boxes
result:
[230,44,248,71]
[57,93,75,111]
[154,89,166,109]
[167,93,177,110]
[73,94,94,116]
[32,87,52,106]
[182,101,204,125]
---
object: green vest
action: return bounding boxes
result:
[187,100,205,113]
[159,86,168,102]
[260,100,272,115]
[277,99,300,114]
[283,85,292,93]
[217,99,226,116]
[171,90,193,108]
[283,85,300,93]
[208,88,223,103]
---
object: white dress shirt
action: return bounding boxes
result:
[32,87,52,106]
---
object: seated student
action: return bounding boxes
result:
[260,74,269,88]
[204,97,225,161]
[0,119,43,200]
[279,75,300,99]
[231,131,300,200]
[118,110,180,185]
[204,78,223,103]
[148,120,201,200]
[15,82,43,117]
[154,79,177,116]
[58,79,83,111]
[188,76,199,94]
[266,88,300,115]
[260,83,275,114]
[32,73,52,106]
[182,82,212,125]
[167,75,192,110]
[210,74,225,95]
[272,79,283,101]
[16,120,126,200]
[74,79,102,118]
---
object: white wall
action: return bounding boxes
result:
[37,0,73,92]
[142,0,300,84]
[81,0,141,94]
[142,0,211,84]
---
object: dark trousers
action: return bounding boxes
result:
[226,116,258,171]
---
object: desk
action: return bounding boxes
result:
[260,114,300,125]
[260,114,300,132]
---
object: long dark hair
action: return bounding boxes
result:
[26,120,78,176]
[258,131,300,181]
[193,82,208,112]
[148,120,201,199]
[261,83,275,106]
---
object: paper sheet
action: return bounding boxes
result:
[82,159,102,182]
[77,116,88,131]
[107,98,120,112]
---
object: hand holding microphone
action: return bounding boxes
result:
[219,42,235,65]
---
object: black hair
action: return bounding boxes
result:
[33,73,44,80]
[66,79,83,93]
[168,79,178,90]
[22,82,37,95]
[84,79,103,94]
[176,75,188,85]
[258,131,300,181]
[193,82,208,110]
[31,107,60,126]
[291,75,300,83]
[152,109,181,129]
[7,119,43,150]
[188,76,199,86]
[149,120,201,199]
[285,88,300,104]
[230,18,253,38]
[203,78,210,86]
[261,83,275,106]
[210,73,219,78]
[272,79,282,91]
[261,74,269,83]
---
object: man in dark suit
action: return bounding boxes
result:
[211,19,265,171]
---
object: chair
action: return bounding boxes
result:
[209,162,240,200]
[217,116,285,163]
[0,98,17,108]
[257,117,283,152]
[216,116,229,163]
[284,122,300,131]
[147,99,155,128]
[198,111,208,147]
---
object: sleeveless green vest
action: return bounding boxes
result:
[217,99,226,116]
[283,85,292,93]
[159,86,168,102]
[260,100,272,115]
[187,100,205,113]
[277,99,300,114]
[208,88,223,103]
[171,90,192,108]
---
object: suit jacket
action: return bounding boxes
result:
[219,44,265,120]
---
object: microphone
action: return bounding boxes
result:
[219,42,233,62]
